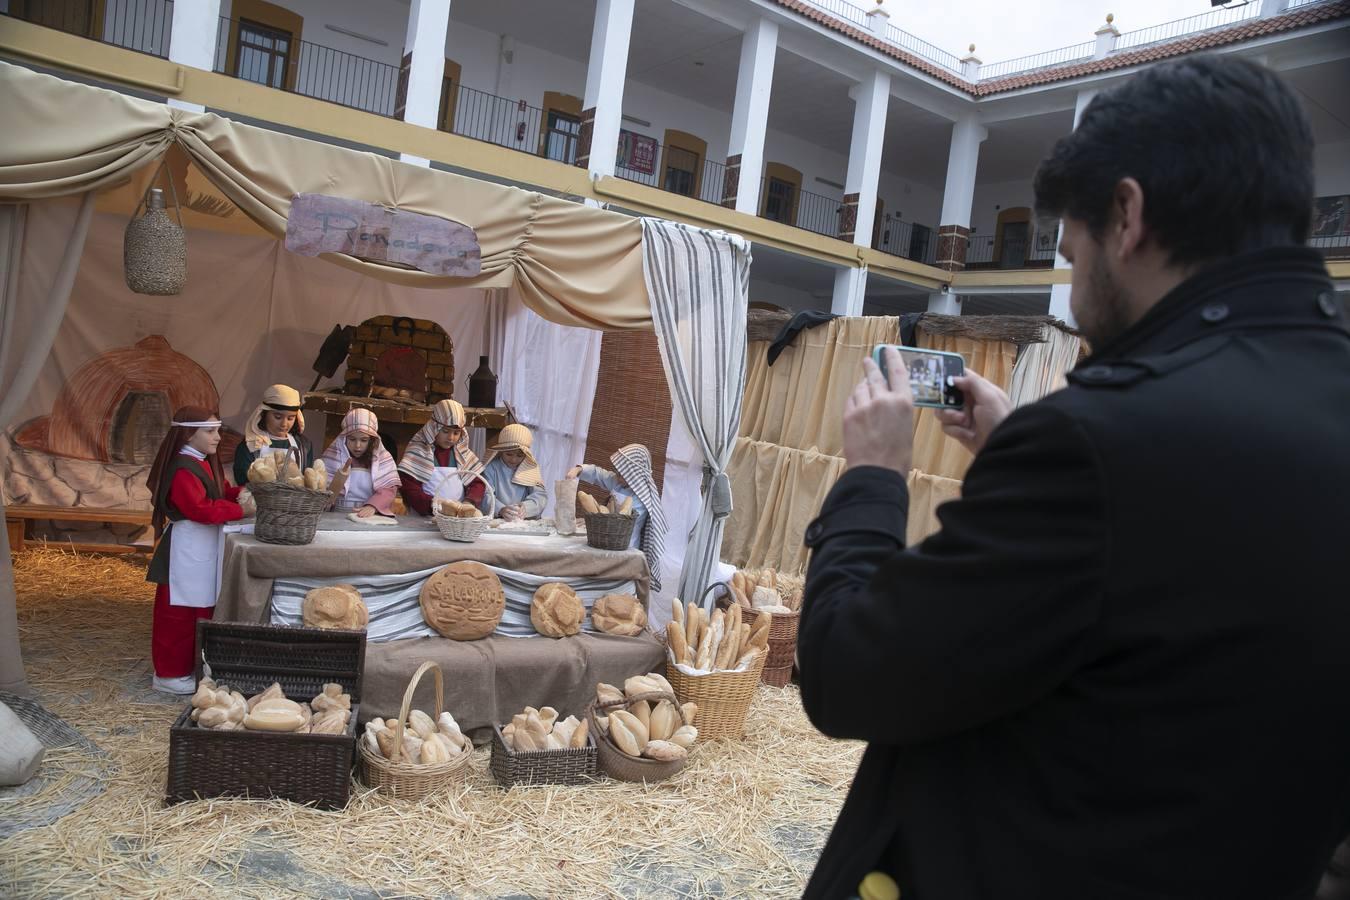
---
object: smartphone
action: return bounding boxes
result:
[871,344,966,410]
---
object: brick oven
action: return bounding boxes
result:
[344,315,455,403]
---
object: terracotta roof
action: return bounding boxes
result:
[768,0,1350,98]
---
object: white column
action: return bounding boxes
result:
[865,1,890,36]
[841,70,891,250]
[580,0,636,181]
[927,289,961,315]
[1048,90,1098,325]
[932,113,987,282]
[961,45,981,80]
[831,267,868,317]
[1093,15,1119,59]
[398,0,453,167]
[725,18,778,215]
[167,0,222,112]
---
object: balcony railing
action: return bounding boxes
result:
[1309,233,1350,260]
[965,230,1058,270]
[875,217,938,265]
[1115,2,1262,51]
[2,0,173,59]
[613,142,729,206]
[982,40,1096,79]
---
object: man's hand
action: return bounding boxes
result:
[843,347,915,475]
[936,371,1013,455]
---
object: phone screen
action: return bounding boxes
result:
[872,345,966,410]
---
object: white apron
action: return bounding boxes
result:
[167,519,225,609]
[423,467,466,503]
[339,467,375,510]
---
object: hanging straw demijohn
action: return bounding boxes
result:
[124,163,186,295]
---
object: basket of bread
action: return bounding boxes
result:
[490,703,596,787]
[358,660,473,800]
[166,621,364,809]
[432,473,496,542]
[587,675,697,783]
[578,492,637,551]
[662,597,768,740]
[720,568,802,687]
[245,449,333,545]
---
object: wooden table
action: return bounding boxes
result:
[4,504,153,554]
[303,392,511,459]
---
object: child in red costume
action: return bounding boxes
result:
[145,407,245,695]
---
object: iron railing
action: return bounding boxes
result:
[213,16,400,117]
[1309,233,1350,259]
[757,182,843,238]
[981,40,1096,79]
[884,21,965,72]
[1116,2,1261,51]
[2,0,173,58]
[613,141,729,205]
[874,217,938,265]
[799,0,870,28]
[965,230,1058,270]
[1287,0,1335,8]
[449,85,550,156]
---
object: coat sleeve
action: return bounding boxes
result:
[232,445,255,488]
[401,472,433,516]
[169,468,245,526]
[519,483,548,519]
[797,402,1106,746]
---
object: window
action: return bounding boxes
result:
[235,19,292,89]
[763,177,796,225]
[544,111,581,164]
[663,146,698,197]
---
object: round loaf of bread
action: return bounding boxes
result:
[590,593,647,637]
[530,582,585,638]
[302,584,369,630]
[419,562,505,640]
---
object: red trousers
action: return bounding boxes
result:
[151,583,212,678]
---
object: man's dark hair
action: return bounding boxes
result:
[1034,55,1315,266]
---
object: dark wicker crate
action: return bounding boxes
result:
[489,724,597,788]
[165,621,366,809]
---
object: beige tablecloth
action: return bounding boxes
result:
[214,521,662,730]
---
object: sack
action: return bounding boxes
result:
[554,478,579,535]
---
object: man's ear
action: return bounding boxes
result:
[1111,177,1148,262]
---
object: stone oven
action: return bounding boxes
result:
[344,315,456,403]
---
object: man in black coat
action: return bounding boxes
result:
[798,55,1350,900]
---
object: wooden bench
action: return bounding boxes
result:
[5,504,154,555]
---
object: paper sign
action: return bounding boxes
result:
[285,193,482,277]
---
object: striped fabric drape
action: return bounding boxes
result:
[639,219,751,609]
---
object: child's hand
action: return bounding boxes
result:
[356,505,376,518]
[567,465,582,479]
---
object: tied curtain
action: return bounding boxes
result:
[0,194,96,695]
[722,318,1019,576]
[640,220,751,608]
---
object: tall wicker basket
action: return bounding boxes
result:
[358,661,472,800]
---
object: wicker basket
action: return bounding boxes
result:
[586,690,688,783]
[431,472,497,542]
[251,480,333,545]
[166,621,365,810]
[358,661,472,800]
[760,663,794,689]
[584,512,636,551]
[716,591,798,686]
[664,654,765,741]
[489,722,596,788]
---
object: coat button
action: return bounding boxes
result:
[1081,364,1113,381]
[1318,292,1339,318]
[1201,303,1229,323]
[805,522,824,544]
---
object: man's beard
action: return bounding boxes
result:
[1076,255,1134,350]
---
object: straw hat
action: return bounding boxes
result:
[490,423,534,452]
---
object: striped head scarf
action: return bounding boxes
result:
[481,423,543,488]
[611,443,668,592]
[322,408,399,496]
[397,399,482,485]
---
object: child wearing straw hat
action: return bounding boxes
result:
[480,423,547,521]
[231,384,315,487]
[321,408,400,518]
[568,444,668,591]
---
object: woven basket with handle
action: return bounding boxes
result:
[586,690,688,783]
[249,446,332,545]
[358,660,471,800]
[432,472,497,543]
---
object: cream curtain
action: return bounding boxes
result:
[0,61,649,331]
[910,328,1020,481]
[739,316,900,456]
[640,220,751,608]
[0,194,96,696]
[1008,325,1083,408]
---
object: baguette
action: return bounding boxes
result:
[726,601,742,646]
[618,496,634,516]
[577,492,601,515]
[685,600,699,650]
[667,619,689,665]
[735,622,751,660]
[708,610,727,670]
[670,599,685,633]
[694,621,714,670]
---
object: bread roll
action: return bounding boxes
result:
[623,675,662,698]
[419,561,505,640]
[401,734,424,763]
[618,496,634,516]
[246,682,284,712]
[198,706,234,729]
[669,725,698,749]
[538,707,559,731]
[649,701,678,742]
[420,733,451,764]
[569,718,589,749]
[552,716,579,748]
[408,709,437,740]
[437,712,467,749]
[530,583,585,638]
[591,593,648,637]
[648,673,675,696]
[595,715,608,735]
[596,683,625,706]
[309,711,349,735]
[376,728,401,760]
[642,740,687,762]
[680,702,698,727]
[243,697,306,732]
[247,456,277,484]
[577,492,601,515]
[303,585,368,630]
[511,725,540,753]
[607,715,641,757]
[630,700,651,733]
[609,709,648,747]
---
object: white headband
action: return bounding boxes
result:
[172,419,222,428]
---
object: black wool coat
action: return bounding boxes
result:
[798,248,1350,900]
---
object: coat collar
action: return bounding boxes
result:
[1080,247,1343,364]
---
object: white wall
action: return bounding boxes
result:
[748,277,827,312]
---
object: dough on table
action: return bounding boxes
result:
[347,512,398,526]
